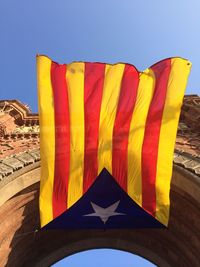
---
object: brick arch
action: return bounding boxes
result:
[0,96,200,267]
[0,160,200,267]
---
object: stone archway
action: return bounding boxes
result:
[0,96,200,267]
[0,158,200,267]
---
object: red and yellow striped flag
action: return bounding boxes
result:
[37,56,191,227]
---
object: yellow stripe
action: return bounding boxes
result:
[37,55,55,227]
[127,69,155,206]
[155,58,191,225]
[98,64,125,174]
[66,62,85,208]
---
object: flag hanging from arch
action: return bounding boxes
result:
[37,56,191,229]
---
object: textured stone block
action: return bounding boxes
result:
[195,167,200,175]
[173,153,179,159]
[28,149,40,161]
[16,153,35,165]
[2,158,24,170]
[0,163,13,175]
[173,155,189,166]
[183,160,200,171]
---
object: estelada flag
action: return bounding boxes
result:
[37,56,191,229]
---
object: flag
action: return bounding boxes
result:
[37,56,191,228]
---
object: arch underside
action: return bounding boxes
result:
[0,163,200,267]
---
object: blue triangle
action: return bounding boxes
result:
[43,168,165,229]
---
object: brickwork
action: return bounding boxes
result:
[0,96,199,183]
[0,100,39,157]
[177,95,200,157]
[0,95,199,267]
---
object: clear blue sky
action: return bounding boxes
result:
[0,0,200,113]
[0,1,199,265]
[52,249,156,267]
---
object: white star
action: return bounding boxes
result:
[83,200,125,224]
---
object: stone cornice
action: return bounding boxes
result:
[0,100,39,128]
[0,148,199,187]
[0,149,40,182]
[0,95,199,183]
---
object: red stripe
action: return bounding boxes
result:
[112,64,139,191]
[142,59,171,216]
[83,63,105,192]
[51,62,70,218]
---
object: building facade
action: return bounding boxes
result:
[0,96,200,266]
